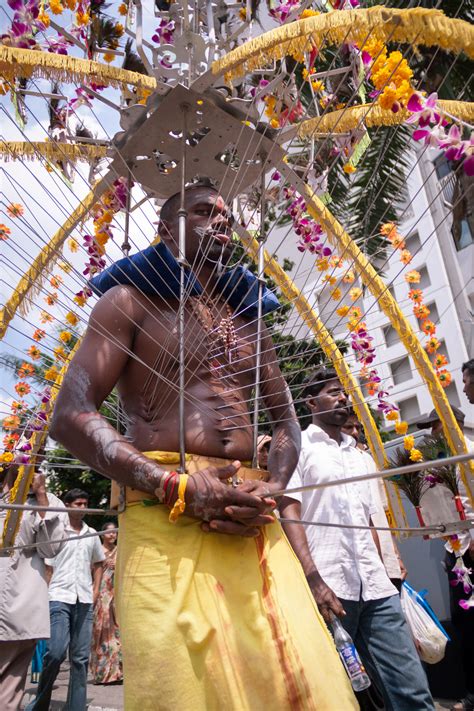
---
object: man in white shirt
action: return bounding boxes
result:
[27,488,105,711]
[280,367,434,711]
[415,404,474,711]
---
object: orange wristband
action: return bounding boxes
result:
[169,474,189,523]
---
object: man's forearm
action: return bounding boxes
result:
[267,419,301,488]
[50,409,165,495]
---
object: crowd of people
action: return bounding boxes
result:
[0,182,473,711]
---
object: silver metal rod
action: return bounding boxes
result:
[0,503,118,516]
[121,170,133,256]
[271,451,474,499]
[178,104,189,473]
[0,527,119,556]
[252,161,267,468]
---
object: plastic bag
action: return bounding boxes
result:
[400,582,450,664]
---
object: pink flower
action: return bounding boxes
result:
[412,123,446,147]
[407,92,440,127]
[463,133,474,176]
[459,596,474,610]
[439,124,465,162]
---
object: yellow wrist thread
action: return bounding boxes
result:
[169,474,189,523]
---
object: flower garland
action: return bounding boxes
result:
[380,221,452,390]
[1,178,129,470]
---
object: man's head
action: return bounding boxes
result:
[63,488,89,524]
[416,405,465,436]
[341,409,363,443]
[257,435,271,469]
[304,367,349,431]
[158,180,234,269]
[462,359,474,404]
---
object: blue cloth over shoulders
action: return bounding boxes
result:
[89,241,280,319]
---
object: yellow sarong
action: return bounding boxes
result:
[115,452,358,710]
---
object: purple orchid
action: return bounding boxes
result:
[463,133,474,176]
[459,596,474,611]
[406,92,440,127]
[152,19,175,45]
[450,557,473,595]
[439,124,465,162]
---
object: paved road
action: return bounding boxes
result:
[21,665,455,710]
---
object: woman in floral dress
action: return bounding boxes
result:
[90,522,123,684]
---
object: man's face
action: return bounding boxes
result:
[463,370,474,404]
[66,497,88,522]
[308,379,349,427]
[160,187,234,268]
[430,420,443,436]
[342,416,362,442]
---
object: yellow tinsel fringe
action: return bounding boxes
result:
[0,177,111,340]
[0,141,108,162]
[238,228,407,530]
[298,101,474,138]
[212,6,474,81]
[2,340,81,552]
[0,45,157,91]
[303,186,474,505]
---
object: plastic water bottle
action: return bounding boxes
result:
[331,617,371,691]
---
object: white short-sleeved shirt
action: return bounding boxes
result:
[286,425,397,602]
[46,522,105,604]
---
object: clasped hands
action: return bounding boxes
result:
[183,460,278,537]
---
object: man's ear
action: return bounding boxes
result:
[158,220,172,244]
[306,396,318,414]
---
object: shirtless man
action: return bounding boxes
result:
[50,183,357,711]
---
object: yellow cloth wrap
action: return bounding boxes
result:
[169,473,189,522]
[115,451,357,710]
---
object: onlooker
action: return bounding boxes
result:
[342,410,407,591]
[26,488,105,711]
[416,404,474,711]
[462,359,474,405]
[90,522,123,685]
[280,367,434,711]
[256,434,271,470]
[0,467,67,711]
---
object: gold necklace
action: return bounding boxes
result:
[190,296,237,364]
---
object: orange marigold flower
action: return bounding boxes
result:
[342,270,355,284]
[413,304,430,320]
[408,289,423,303]
[45,292,58,306]
[32,328,46,342]
[44,366,60,382]
[6,203,24,218]
[54,346,68,362]
[316,258,329,272]
[421,319,436,335]
[386,410,399,422]
[65,311,79,327]
[300,8,319,17]
[409,448,423,462]
[73,293,87,307]
[343,163,356,174]
[118,2,128,14]
[59,330,72,344]
[336,305,350,317]
[11,401,25,414]
[380,222,397,238]
[2,415,20,431]
[399,249,412,265]
[40,311,54,324]
[330,288,342,301]
[76,10,89,24]
[349,287,362,301]
[0,223,11,240]
[323,275,337,286]
[434,354,448,369]
[68,238,79,253]
[404,435,415,451]
[17,362,34,377]
[1,451,14,464]
[27,345,41,361]
[395,421,408,435]
[405,270,421,284]
[330,256,344,269]
[49,275,63,289]
[15,381,31,397]
[103,52,115,63]
[3,432,20,450]
[425,337,440,354]
[390,235,406,250]
[58,261,72,273]
[437,369,452,388]
[366,382,379,396]
[348,307,362,319]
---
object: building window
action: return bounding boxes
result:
[426,301,439,324]
[390,356,412,385]
[452,219,474,251]
[405,231,421,255]
[398,396,420,423]
[418,266,431,290]
[443,382,461,408]
[433,154,452,180]
[383,324,399,348]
